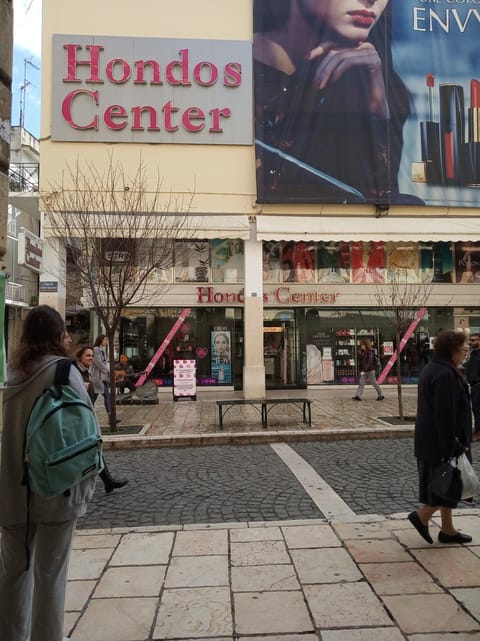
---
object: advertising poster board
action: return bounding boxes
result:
[211,329,232,384]
[173,359,197,400]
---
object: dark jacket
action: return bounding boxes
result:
[466,348,480,386]
[415,356,472,464]
[359,348,375,373]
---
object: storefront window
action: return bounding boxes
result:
[386,242,419,283]
[302,307,453,386]
[261,241,480,286]
[454,243,480,284]
[211,239,244,283]
[420,242,454,283]
[174,241,210,282]
[317,242,350,284]
[118,307,243,388]
[351,242,385,284]
[281,241,316,283]
[263,242,282,282]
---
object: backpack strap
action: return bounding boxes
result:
[54,358,74,386]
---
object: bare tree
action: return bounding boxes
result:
[41,154,195,430]
[373,273,433,421]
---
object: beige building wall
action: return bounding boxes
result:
[40,0,256,216]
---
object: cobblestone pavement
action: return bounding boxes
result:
[80,439,480,529]
[80,445,322,529]
[293,438,480,514]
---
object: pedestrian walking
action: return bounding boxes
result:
[0,306,97,641]
[466,332,480,442]
[352,339,384,401]
[408,330,472,545]
[75,346,129,494]
[91,334,119,424]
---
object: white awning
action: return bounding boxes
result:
[173,215,251,240]
[256,216,480,242]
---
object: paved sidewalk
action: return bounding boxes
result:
[67,510,480,640]
[68,386,480,640]
[99,386,419,449]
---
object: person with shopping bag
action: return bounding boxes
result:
[408,330,473,545]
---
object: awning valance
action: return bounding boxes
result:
[173,215,251,240]
[256,216,480,242]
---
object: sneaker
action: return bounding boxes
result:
[377,396,385,401]
[352,396,362,401]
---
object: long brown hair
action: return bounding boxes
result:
[9,305,68,374]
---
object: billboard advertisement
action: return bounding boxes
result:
[254,1,480,207]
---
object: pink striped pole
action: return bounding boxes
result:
[376,307,428,385]
[135,308,192,387]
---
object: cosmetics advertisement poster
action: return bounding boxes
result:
[393,1,480,206]
[211,329,232,384]
[253,1,480,207]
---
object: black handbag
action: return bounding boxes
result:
[428,460,462,503]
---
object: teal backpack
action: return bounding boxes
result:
[23,358,104,497]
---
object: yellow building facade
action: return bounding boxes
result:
[40,0,480,395]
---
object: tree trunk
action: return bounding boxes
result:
[396,328,404,421]
[107,332,118,432]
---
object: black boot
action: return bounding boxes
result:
[100,460,129,494]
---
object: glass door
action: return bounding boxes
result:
[264,318,298,388]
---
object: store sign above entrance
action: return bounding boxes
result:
[197,286,339,305]
[51,35,252,145]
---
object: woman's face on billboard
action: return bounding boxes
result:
[299,0,389,42]
[215,333,229,356]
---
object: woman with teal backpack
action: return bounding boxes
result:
[0,306,97,641]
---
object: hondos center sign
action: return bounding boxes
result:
[51,35,252,144]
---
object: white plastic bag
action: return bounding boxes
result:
[455,454,480,500]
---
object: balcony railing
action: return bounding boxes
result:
[6,282,26,303]
[9,163,39,193]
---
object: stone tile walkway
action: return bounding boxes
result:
[66,511,480,640]
[99,386,419,449]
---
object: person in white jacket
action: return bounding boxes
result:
[0,305,98,641]
[91,334,112,415]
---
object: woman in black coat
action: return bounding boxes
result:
[409,330,472,544]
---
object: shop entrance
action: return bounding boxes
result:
[263,319,298,388]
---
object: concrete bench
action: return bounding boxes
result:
[216,397,312,430]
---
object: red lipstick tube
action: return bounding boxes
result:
[420,73,443,184]
[466,79,480,186]
[439,83,465,185]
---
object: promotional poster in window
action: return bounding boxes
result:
[253,0,480,207]
[211,329,232,384]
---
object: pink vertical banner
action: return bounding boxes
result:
[377,307,428,385]
[135,308,192,387]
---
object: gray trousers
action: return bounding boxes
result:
[0,519,76,641]
[355,370,383,399]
